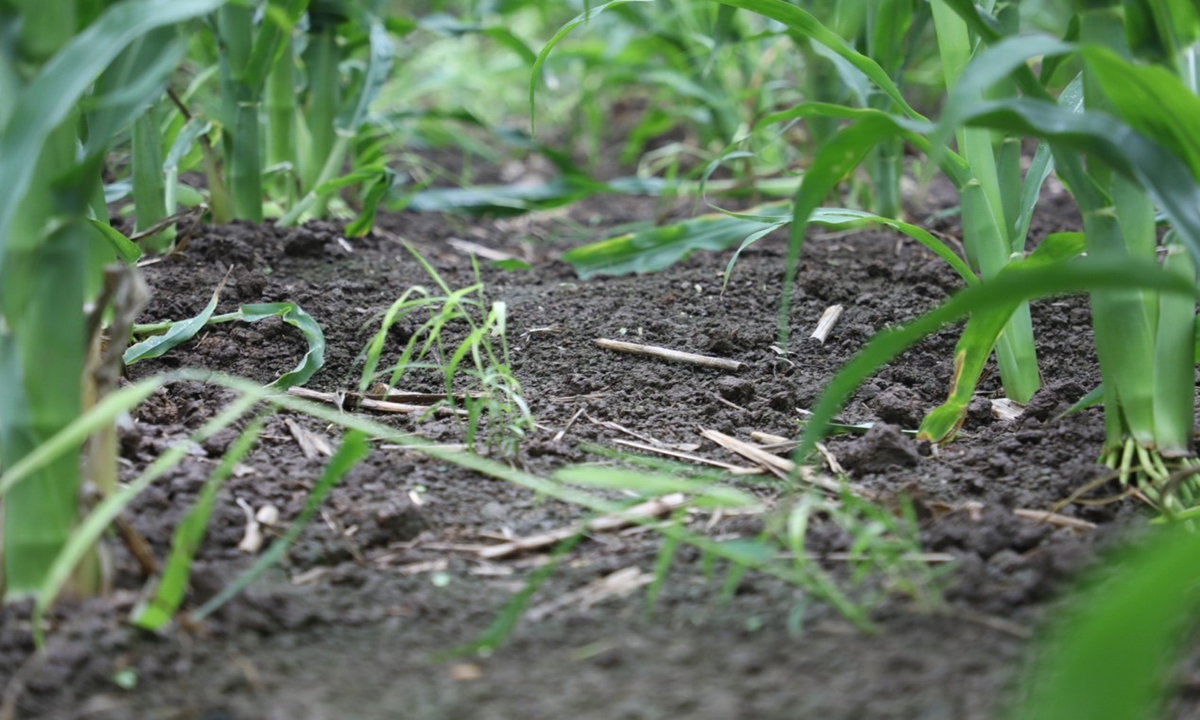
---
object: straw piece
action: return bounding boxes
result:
[477,493,688,559]
[611,438,765,475]
[701,428,843,494]
[284,417,332,459]
[553,407,586,442]
[810,304,844,344]
[991,398,1025,421]
[1013,508,1097,531]
[595,338,743,372]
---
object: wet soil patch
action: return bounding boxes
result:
[4,189,1196,720]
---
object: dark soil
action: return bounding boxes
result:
[4,187,1197,720]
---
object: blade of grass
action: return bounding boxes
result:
[130,414,267,630]
[189,430,370,621]
[32,392,259,644]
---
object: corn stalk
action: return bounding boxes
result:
[0,0,224,598]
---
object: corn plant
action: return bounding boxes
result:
[0,0,225,599]
[115,0,399,237]
[906,0,1200,508]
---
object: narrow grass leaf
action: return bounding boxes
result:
[447,533,585,657]
[130,415,267,630]
[178,370,873,631]
[555,466,759,508]
[190,430,371,621]
[32,392,259,645]
[0,377,164,498]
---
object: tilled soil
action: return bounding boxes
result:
[3,189,1195,720]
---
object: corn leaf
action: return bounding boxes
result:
[955,97,1200,271]
[1013,526,1200,720]
[123,279,224,363]
[238,302,326,389]
[87,220,142,264]
[797,258,1196,462]
[82,27,186,160]
[1081,44,1200,182]
[0,0,225,271]
[336,17,392,134]
[712,0,923,120]
[126,300,326,390]
[562,203,786,279]
[344,167,393,238]
[530,0,655,134]
[918,232,1086,444]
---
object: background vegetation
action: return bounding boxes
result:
[2,0,1199,717]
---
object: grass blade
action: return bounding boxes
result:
[130,414,267,630]
[32,392,259,644]
[1012,526,1200,720]
[190,430,371,621]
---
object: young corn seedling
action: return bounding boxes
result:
[924,0,1043,408]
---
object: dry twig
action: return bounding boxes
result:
[1013,508,1097,531]
[477,494,688,559]
[595,338,743,372]
[701,428,844,494]
[611,438,764,475]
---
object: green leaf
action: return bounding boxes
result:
[336,18,392,133]
[82,27,186,160]
[130,415,266,630]
[87,219,142,264]
[344,167,393,238]
[1013,526,1200,720]
[125,298,326,390]
[562,202,786,279]
[530,0,655,134]
[1081,44,1200,182]
[555,466,759,508]
[0,0,226,273]
[190,430,371,621]
[123,278,225,363]
[238,302,326,389]
[33,392,259,645]
[918,233,1087,443]
[797,258,1196,462]
[956,97,1200,271]
[712,0,923,120]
